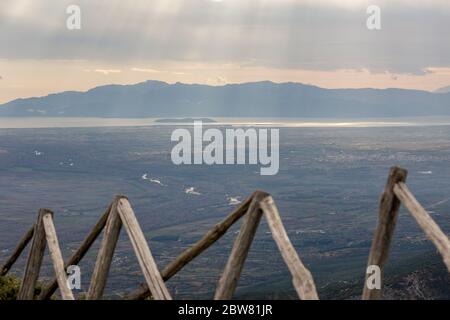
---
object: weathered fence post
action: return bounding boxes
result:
[260,195,319,300]
[214,191,268,300]
[38,201,113,300]
[87,198,123,300]
[17,209,50,300]
[42,212,74,300]
[117,198,172,300]
[1,224,35,276]
[362,166,408,300]
[394,182,450,272]
[5,166,450,302]
[125,192,256,300]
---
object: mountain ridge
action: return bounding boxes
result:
[435,85,450,94]
[1,80,449,118]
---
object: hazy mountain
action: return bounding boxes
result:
[435,85,450,94]
[1,80,450,118]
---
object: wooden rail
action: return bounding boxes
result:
[127,190,318,300]
[0,225,34,276]
[2,190,316,300]
[38,202,112,300]
[214,192,267,299]
[362,167,407,300]
[125,192,256,300]
[363,166,450,300]
[42,212,74,300]
[116,198,172,300]
[17,209,48,300]
[86,196,171,300]
[16,209,75,300]
[2,166,449,300]
[393,182,450,272]
[260,196,319,300]
[87,198,123,300]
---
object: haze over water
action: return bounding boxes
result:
[2,116,450,129]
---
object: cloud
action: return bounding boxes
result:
[94,69,121,75]
[0,0,449,74]
[206,76,227,85]
[131,67,161,73]
[131,67,188,76]
[424,67,450,74]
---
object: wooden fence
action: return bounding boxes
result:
[1,166,450,300]
[362,167,450,299]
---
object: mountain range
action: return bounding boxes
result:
[1,80,450,118]
[435,85,450,94]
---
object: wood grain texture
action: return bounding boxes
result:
[362,166,408,300]
[1,224,34,276]
[214,191,268,300]
[125,192,256,300]
[9,166,450,301]
[17,209,49,300]
[87,198,123,300]
[394,182,450,272]
[42,212,75,300]
[260,196,319,300]
[38,201,112,300]
[117,198,172,300]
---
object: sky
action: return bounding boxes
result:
[1,0,450,103]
